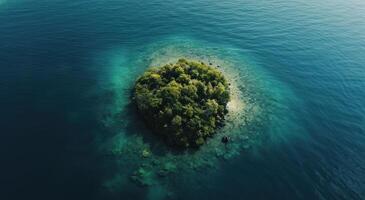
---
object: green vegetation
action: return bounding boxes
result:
[134,58,230,148]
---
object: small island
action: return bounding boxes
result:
[134,58,230,148]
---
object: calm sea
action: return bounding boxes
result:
[0,0,364,199]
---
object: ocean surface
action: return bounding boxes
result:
[1,0,365,199]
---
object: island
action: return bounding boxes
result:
[133,58,230,148]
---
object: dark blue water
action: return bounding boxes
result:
[1,0,365,199]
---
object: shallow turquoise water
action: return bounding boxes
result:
[0,0,364,199]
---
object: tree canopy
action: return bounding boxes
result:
[134,58,230,148]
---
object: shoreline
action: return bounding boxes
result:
[100,45,261,193]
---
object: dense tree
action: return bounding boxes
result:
[134,58,230,148]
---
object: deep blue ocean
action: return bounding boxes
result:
[1,0,365,199]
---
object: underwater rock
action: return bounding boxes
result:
[158,162,177,177]
[130,167,156,187]
[163,162,176,172]
[152,159,160,166]
[142,149,151,158]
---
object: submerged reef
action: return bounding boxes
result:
[99,38,281,195]
[134,58,230,148]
